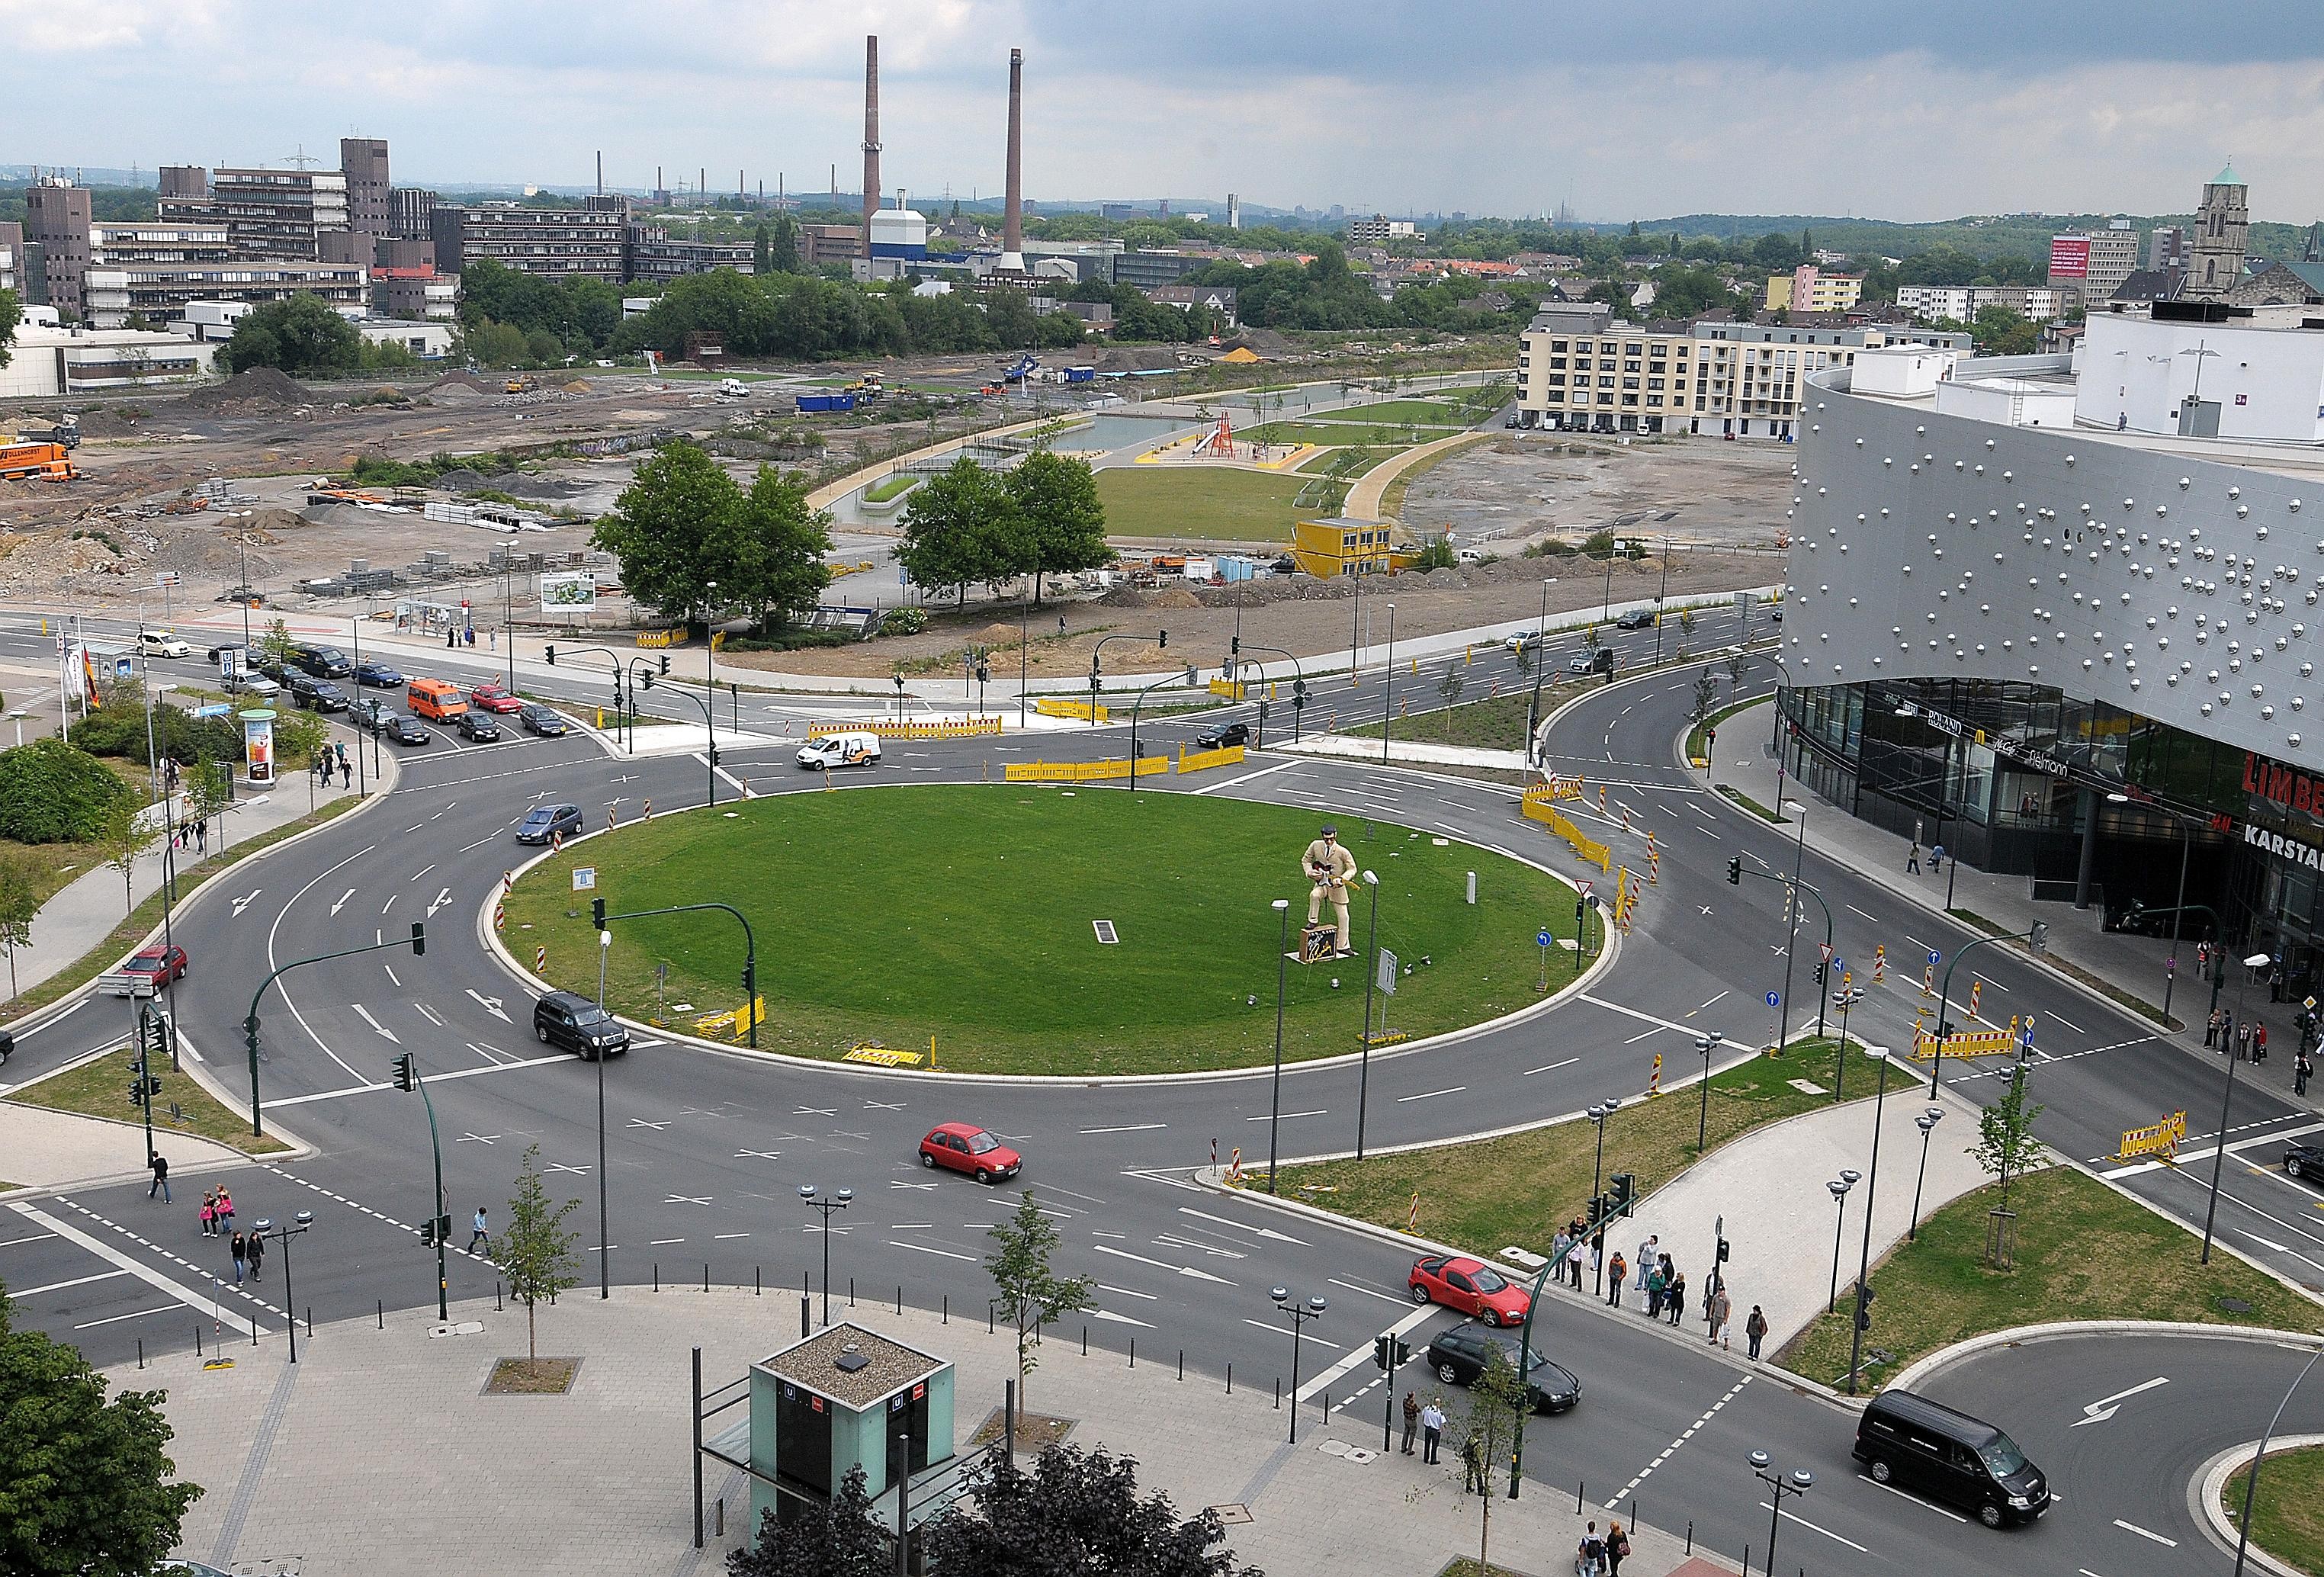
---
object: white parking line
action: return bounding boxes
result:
[9,1269,132,1298]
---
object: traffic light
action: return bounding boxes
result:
[245,1015,260,1065]
[1716,1237,1732,1264]
[391,1052,416,1092]
[641,670,654,690]
[410,921,425,957]
[139,1007,169,1063]
[1706,727,1716,750]
[545,644,557,666]
[1814,961,1828,987]
[1726,856,1741,885]
[127,1079,146,1109]
[1609,1172,1637,1218]
[592,897,607,928]
[1854,1281,1875,1331]
[1374,1334,1393,1371]
[975,662,990,683]
[1156,629,1167,650]
[420,1216,438,1248]
[659,654,670,676]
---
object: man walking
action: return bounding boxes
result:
[468,1206,490,1254]
[1745,1303,1770,1360]
[246,1227,265,1280]
[1459,1431,1483,1495]
[147,1151,170,1203]
[2299,1052,2313,1099]
[1905,842,1921,875]
[1930,842,1945,876]
[1401,1389,1420,1455]
[1420,1398,1446,1464]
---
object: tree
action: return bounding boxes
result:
[753,221,772,278]
[270,709,330,811]
[737,465,835,631]
[897,458,1031,608]
[0,853,35,1004]
[0,737,134,843]
[0,287,20,371]
[184,751,233,856]
[592,442,748,621]
[94,797,159,919]
[259,615,296,661]
[769,214,801,275]
[0,1287,203,1575]
[984,1191,1094,1450]
[1462,1349,1530,1575]
[221,294,361,374]
[1693,670,1720,732]
[1437,663,1465,734]
[921,1444,1257,1577]
[1003,450,1111,604]
[1728,651,1748,697]
[1971,1061,2046,1225]
[494,1142,582,1363]
[727,1461,888,1577]
[1413,536,1459,571]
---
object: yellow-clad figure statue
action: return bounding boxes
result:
[1302,824,1359,959]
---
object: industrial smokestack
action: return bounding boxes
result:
[862,34,883,246]
[1001,47,1025,269]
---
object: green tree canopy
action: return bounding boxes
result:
[897,458,1031,606]
[1002,451,1111,603]
[727,1462,888,1577]
[594,443,835,631]
[737,465,836,630]
[0,287,21,370]
[0,737,134,843]
[222,294,361,374]
[922,1444,1256,1577]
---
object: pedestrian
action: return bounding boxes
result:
[1604,1519,1630,1575]
[1420,1398,1446,1464]
[1550,1226,1573,1286]
[230,1229,248,1285]
[1606,1251,1627,1307]
[468,1206,490,1254]
[2256,1023,2270,1065]
[336,742,351,779]
[1401,1389,1420,1455]
[1706,1283,1732,1348]
[2300,1052,2315,1099]
[1460,1431,1483,1495]
[446,628,456,649]
[195,818,207,853]
[1665,1271,1687,1327]
[246,1229,265,1279]
[1746,1303,1769,1360]
[2239,1020,2253,1061]
[1058,615,1067,638]
[2272,962,2286,1003]
[1589,1229,1603,1288]
[1645,1261,1666,1318]
[489,628,497,651]
[2223,1010,2237,1055]
[1576,1521,1607,1576]
[1905,842,1921,875]
[1564,1235,1587,1288]
[1635,1233,1657,1290]
[2207,1008,2223,1049]
[215,1187,234,1232]
[1930,842,1945,875]
[144,1151,167,1203]
[200,1190,217,1237]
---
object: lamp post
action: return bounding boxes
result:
[1523,577,1552,766]
[1831,984,1863,1098]
[1693,1032,1722,1155]
[253,1210,314,1362]
[1747,1450,1814,1577]
[1127,666,1198,792]
[1844,1045,1893,1395]
[1348,562,1363,682]
[1653,537,1669,666]
[140,671,182,1068]
[800,1184,852,1327]
[1908,1106,1945,1241]
[2231,1342,2324,1577]
[389,1051,451,1318]
[1356,870,1382,1159]
[1379,602,1396,765]
[1589,1099,1622,1298]
[1018,582,1029,731]
[1825,1170,1860,1313]
[1268,1287,1327,1445]
[1266,898,1291,1193]
[596,928,613,1296]
[2206,951,2277,1264]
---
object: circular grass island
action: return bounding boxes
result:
[502,785,1597,1077]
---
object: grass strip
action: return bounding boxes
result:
[1778,1166,2320,1389]
[1270,1038,1863,1258]
[7,1045,290,1155]
[1342,686,1583,752]
[2223,1444,2324,1575]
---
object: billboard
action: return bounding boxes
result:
[538,570,598,611]
[2048,236,2091,280]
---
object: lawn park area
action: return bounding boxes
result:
[2224,1444,2324,1576]
[1095,467,1311,542]
[6,1044,290,1155]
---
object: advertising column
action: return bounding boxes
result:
[241,708,277,784]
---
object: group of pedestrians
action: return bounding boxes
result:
[1572,1518,1631,1575]
[313,741,354,789]
[169,817,210,855]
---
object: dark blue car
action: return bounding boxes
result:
[355,660,405,688]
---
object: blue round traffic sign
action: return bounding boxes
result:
[1537,930,1553,948]
[1927,949,1942,967]
[1832,956,1844,973]
[1765,991,1781,1008]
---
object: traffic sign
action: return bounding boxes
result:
[1818,942,1833,964]
[1927,949,1942,967]
[1831,956,1844,974]
[1765,991,1780,1008]
[571,867,597,891]
[1537,930,1553,948]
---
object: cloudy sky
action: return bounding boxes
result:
[7,0,2323,223]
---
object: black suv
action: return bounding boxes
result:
[534,991,628,1059]
[290,644,354,679]
[1196,721,1250,750]
[1425,1322,1581,1414]
[286,672,351,712]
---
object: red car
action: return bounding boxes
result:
[1408,1254,1531,1326]
[105,945,189,996]
[917,1123,1022,1184]
[467,683,525,714]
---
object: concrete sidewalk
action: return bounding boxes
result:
[138,1289,1741,1577]
[0,1101,253,1193]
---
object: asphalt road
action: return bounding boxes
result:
[0,602,2309,1574]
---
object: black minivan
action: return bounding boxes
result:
[533,991,630,1060]
[1853,1390,2049,1527]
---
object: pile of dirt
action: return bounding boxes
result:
[1092,346,1180,374]
[179,367,313,414]
[431,370,494,395]
[70,407,147,437]
[1099,584,1203,610]
[1218,328,1293,358]
[561,379,593,393]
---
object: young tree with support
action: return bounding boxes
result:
[1462,1349,1530,1575]
[94,797,160,919]
[0,853,35,1005]
[496,1142,583,1365]
[984,1191,1093,1453]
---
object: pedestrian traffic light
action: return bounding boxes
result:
[1814,961,1828,987]
[659,654,670,676]
[1393,1335,1410,1366]
[1156,630,1167,650]
[410,920,425,957]
[140,1007,169,1063]
[1854,1281,1875,1331]
[1716,1237,1731,1264]
[1609,1173,1636,1217]
[127,1080,145,1109]
[592,897,607,928]
[391,1052,416,1092]
[976,663,990,683]
[1706,727,1716,750]
[1374,1334,1394,1371]
[641,670,654,690]
[420,1216,438,1247]
[437,1212,454,1241]
[1726,856,1742,885]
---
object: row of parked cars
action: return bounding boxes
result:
[202,639,570,747]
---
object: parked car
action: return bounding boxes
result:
[532,990,628,1059]
[1615,609,1655,631]
[380,712,431,746]
[290,643,353,678]
[286,673,350,713]
[1853,1390,2049,1528]
[454,710,502,742]
[138,629,191,657]
[516,704,569,737]
[2287,1143,2324,1182]
[1426,1323,1581,1414]
[1408,1254,1531,1325]
[353,660,405,688]
[917,1123,1022,1183]
[467,683,525,714]
[101,945,189,996]
[1195,721,1250,750]
[205,640,254,663]
[516,804,583,845]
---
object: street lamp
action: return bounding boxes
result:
[1908,1106,1945,1242]
[1523,577,1552,765]
[1825,1170,1860,1313]
[252,1210,314,1362]
[2205,952,2276,1264]
[1266,898,1291,1193]
[1693,1032,1723,1155]
[1845,1045,1893,1395]
[1268,1287,1327,1444]
[596,928,613,1298]
[1379,602,1396,766]
[801,1184,852,1327]
[139,670,182,1068]
[1589,1098,1622,1297]
[1356,871,1382,1159]
[1747,1450,1814,1577]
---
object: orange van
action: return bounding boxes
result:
[407,677,468,721]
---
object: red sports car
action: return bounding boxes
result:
[1408,1254,1531,1326]
[917,1123,1022,1184]
[467,683,525,714]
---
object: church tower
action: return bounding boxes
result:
[2185,162,2249,300]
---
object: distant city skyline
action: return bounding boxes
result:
[6,2,2322,225]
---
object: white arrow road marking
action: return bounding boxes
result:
[1176,1206,1307,1245]
[231,888,263,917]
[2069,1375,2169,1427]
[352,1004,399,1042]
[1090,1243,1234,1284]
[425,887,453,918]
[466,989,509,1023]
[1083,1307,1156,1329]
[329,888,355,916]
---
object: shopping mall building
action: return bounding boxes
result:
[1777,300,2324,978]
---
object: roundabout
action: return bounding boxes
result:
[500,783,1598,1076]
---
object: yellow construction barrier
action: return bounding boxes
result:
[1207,679,1248,700]
[636,628,682,648]
[1003,756,1164,783]
[843,1042,928,1068]
[1520,785,1612,872]
[809,717,1003,740]
[2117,1110,2186,1164]
[692,997,766,1042]
[1911,1013,2028,1061]
[1174,744,1247,775]
[1035,696,1109,722]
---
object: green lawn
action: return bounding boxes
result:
[504,786,1592,1076]
[2224,1444,2324,1575]
[863,474,917,503]
[1273,1039,1863,1253]
[1095,467,1311,543]
[1780,1166,2322,1389]
[8,1045,290,1155]
[1309,399,1471,425]
[1237,421,1443,450]
[1343,684,1590,751]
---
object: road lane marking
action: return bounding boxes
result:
[1855,1474,1967,1522]
[1190,760,1299,796]
[2112,1519,2176,1547]
[267,1052,576,1107]
[1327,1277,1411,1305]
[2046,1010,2085,1033]
[1090,1243,1233,1284]
[1847,904,1880,923]
[1759,1502,1867,1553]
[1247,1109,1328,1121]
[1523,1058,1579,1077]
[889,1239,976,1262]
[1395,1086,1465,1103]
[352,1004,400,1042]
[1095,1282,1157,1300]
[10,1269,133,1298]
[74,1306,177,1330]
[1623,1028,1661,1044]
[1080,1123,1166,1134]
[1175,1206,1305,1245]
[1696,991,1729,1012]
[1607,1376,1751,1507]
[7,1203,262,1336]
[1291,1304,1437,1402]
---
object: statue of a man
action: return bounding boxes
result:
[1302,824,1359,958]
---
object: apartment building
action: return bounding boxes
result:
[1764,264,1863,313]
[341,138,391,239]
[390,188,438,242]
[0,222,21,295]
[159,169,351,259]
[1345,214,1419,245]
[625,231,756,283]
[81,259,368,326]
[2047,219,2140,304]
[430,197,630,281]
[1896,284,2066,324]
[24,178,93,314]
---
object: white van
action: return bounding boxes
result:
[796,731,882,770]
[718,378,750,398]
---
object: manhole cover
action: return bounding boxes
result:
[1209,1503,1253,1525]
[2218,1296,2254,1314]
[1344,1447,1378,1463]
[1318,1439,1350,1456]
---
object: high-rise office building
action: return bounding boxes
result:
[341,138,391,239]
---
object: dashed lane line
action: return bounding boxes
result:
[1606,1375,1751,1508]
[10,1200,270,1335]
